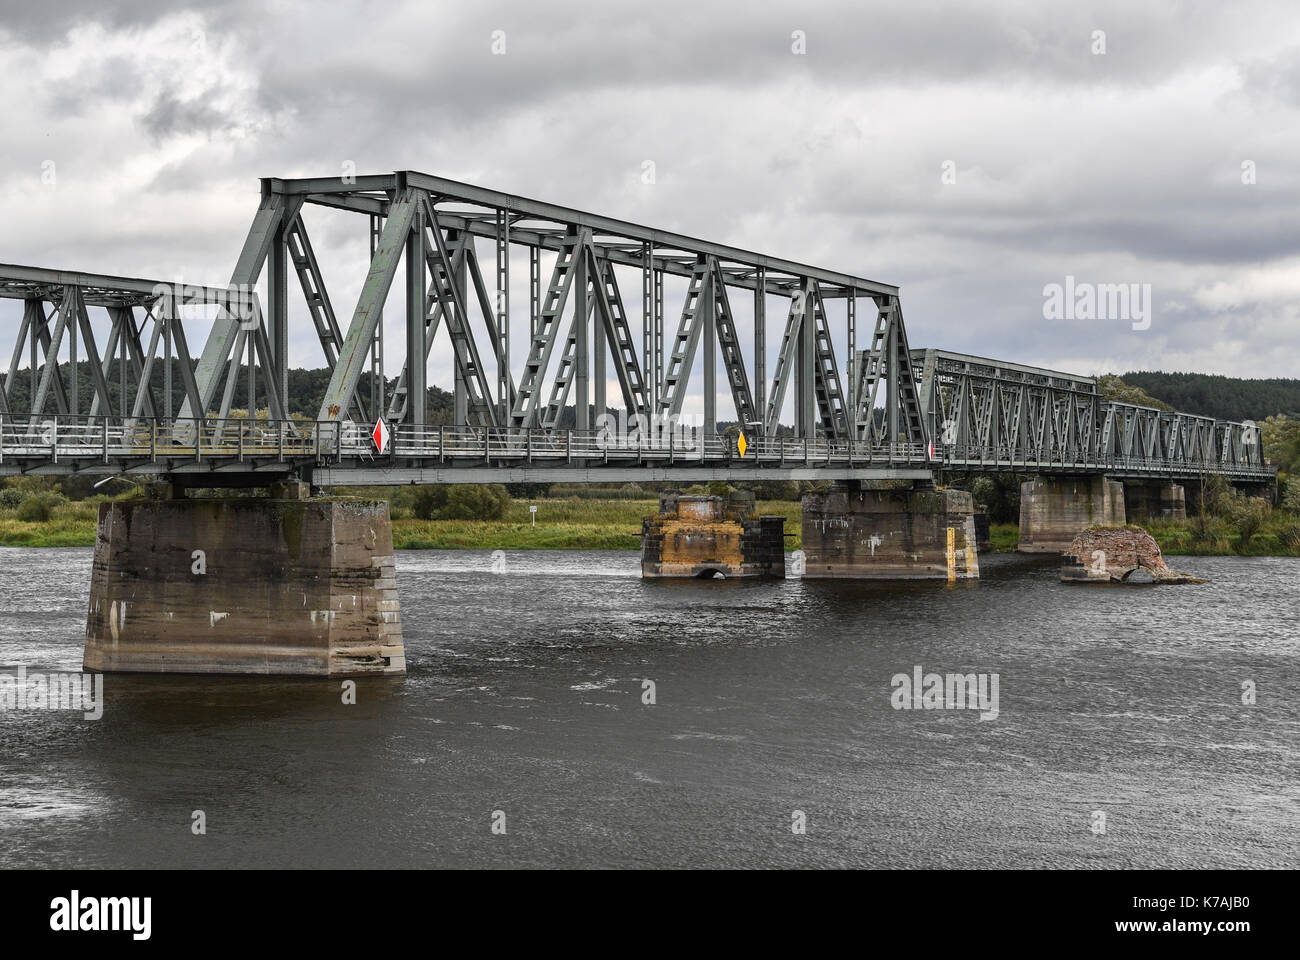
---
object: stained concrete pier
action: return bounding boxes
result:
[801,482,979,580]
[641,491,785,578]
[84,490,405,676]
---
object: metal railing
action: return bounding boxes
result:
[935,441,1273,480]
[0,414,1274,480]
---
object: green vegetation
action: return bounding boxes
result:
[394,500,653,550]
[3,470,1297,557]
[1118,371,1300,423]
[15,495,53,523]
[412,484,510,521]
[0,492,104,546]
[988,523,1019,552]
[1097,374,1173,411]
[1145,514,1300,556]
[1262,415,1300,480]
[389,496,802,550]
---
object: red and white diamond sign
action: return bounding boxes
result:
[372,417,390,454]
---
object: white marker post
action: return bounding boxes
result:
[529,504,537,529]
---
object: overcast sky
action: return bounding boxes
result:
[2,0,1298,419]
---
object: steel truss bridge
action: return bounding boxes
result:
[0,171,1272,486]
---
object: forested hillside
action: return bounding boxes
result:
[1119,371,1300,422]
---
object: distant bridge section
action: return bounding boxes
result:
[911,349,1268,481]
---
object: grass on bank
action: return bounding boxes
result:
[989,523,1019,553]
[1145,515,1300,556]
[392,498,802,550]
[3,496,1300,557]
[0,498,104,547]
[0,496,804,551]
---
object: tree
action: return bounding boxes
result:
[1096,375,1173,411]
[412,484,510,521]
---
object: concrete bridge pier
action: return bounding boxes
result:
[641,491,785,578]
[800,480,979,580]
[1123,481,1187,521]
[1018,476,1125,553]
[83,483,406,676]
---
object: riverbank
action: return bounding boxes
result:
[0,497,799,550]
[1,497,1297,555]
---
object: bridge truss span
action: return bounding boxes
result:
[0,172,1275,486]
[912,349,1269,481]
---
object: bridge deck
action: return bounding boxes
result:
[0,416,1274,484]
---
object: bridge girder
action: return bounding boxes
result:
[0,173,1273,486]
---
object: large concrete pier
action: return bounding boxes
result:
[801,483,979,580]
[1123,481,1187,521]
[1018,476,1125,554]
[84,490,406,676]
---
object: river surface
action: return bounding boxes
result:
[0,546,1296,869]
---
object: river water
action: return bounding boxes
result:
[0,546,1296,869]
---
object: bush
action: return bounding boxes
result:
[505,482,552,498]
[967,474,1024,524]
[748,480,801,501]
[411,484,510,521]
[1193,473,1230,517]
[16,495,52,523]
[56,475,102,501]
[1280,477,1300,514]
[441,484,510,520]
[0,487,23,509]
[412,486,448,520]
[545,483,651,500]
[1233,498,1270,550]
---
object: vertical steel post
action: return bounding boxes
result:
[847,288,856,441]
[405,205,426,426]
[529,246,541,338]
[163,301,173,423]
[451,228,468,425]
[119,308,127,418]
[642,241,653,413]
[270,215,290,418]
[796,280,814,438]
[30,303,37,402]
[703,259,716,436]
[754,267,766,434]
[573,239,589,431]
[495,209,510,423]
[246,314,256,417]
[653,266,664,414]
[369,212,385,420]
[69,289,78,417]
[885,298,899,444]
[592,249,606,425]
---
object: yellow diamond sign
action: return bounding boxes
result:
[737,431,748,457]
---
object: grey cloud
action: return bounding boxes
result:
[137,87,243,140]
[1,0,1298,380]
